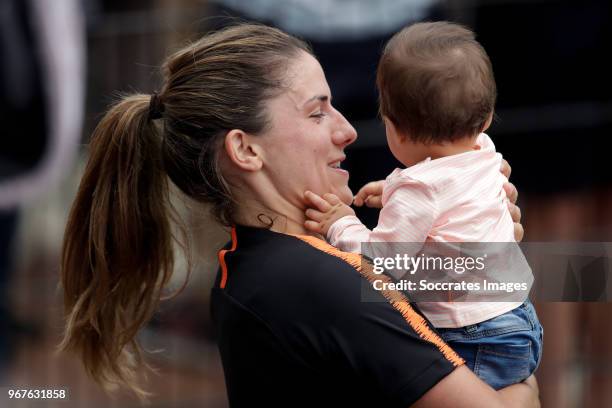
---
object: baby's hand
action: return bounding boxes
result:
[304,191,356,236]
[353,180,385,208]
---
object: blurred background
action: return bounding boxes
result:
[1,0,611,407]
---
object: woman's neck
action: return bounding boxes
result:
[228,173,327,238]
[232,192,315,237]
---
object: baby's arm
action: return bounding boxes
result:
[304,190,373,253]
[353,180,385,208]
[303,191,356,237]
[304,178,437,254]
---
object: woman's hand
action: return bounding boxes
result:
[500,159,524,242]
[498,375,540,408]
[414,366,540,408]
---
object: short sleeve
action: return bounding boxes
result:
[268,244,464,407]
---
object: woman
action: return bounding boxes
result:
[60,24,538,407]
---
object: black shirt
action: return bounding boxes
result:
[211,225,463,407]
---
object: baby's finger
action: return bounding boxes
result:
[322,193,341,205]
[304,190,332,212]
[355,181,384,203]
[305,208,325,222]
[304,220,322,234]
[353,195,364,207]
[354,191,370,207]
[356,181,382,196]
[364,195,383,208]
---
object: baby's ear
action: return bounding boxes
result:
[383,116,408,142]
[382,116,394,132]
[481,111,494,132]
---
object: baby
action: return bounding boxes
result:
[304,21,542,390]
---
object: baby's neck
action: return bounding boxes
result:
[426,136,481,160]
[402,133,481,166]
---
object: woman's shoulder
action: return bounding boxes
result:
[212,226,372,344]
[220,226,364,295]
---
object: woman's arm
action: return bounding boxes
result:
[412,366,539,408]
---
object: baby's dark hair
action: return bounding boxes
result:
[377,21,496,143]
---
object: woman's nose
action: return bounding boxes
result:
[332,112,358,147]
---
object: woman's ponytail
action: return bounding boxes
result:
[59,94,175,399]
[59,23,314,400]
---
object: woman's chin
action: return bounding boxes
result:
[337,187,354,206]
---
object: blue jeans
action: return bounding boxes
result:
[436,301,543,390]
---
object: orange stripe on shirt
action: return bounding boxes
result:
[218,227,238,289]
[292,233,464,367]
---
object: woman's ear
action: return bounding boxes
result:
[224,129,263,171]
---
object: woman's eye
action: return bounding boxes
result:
[310,112,327,120]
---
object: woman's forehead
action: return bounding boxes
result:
[284,52,331,106]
